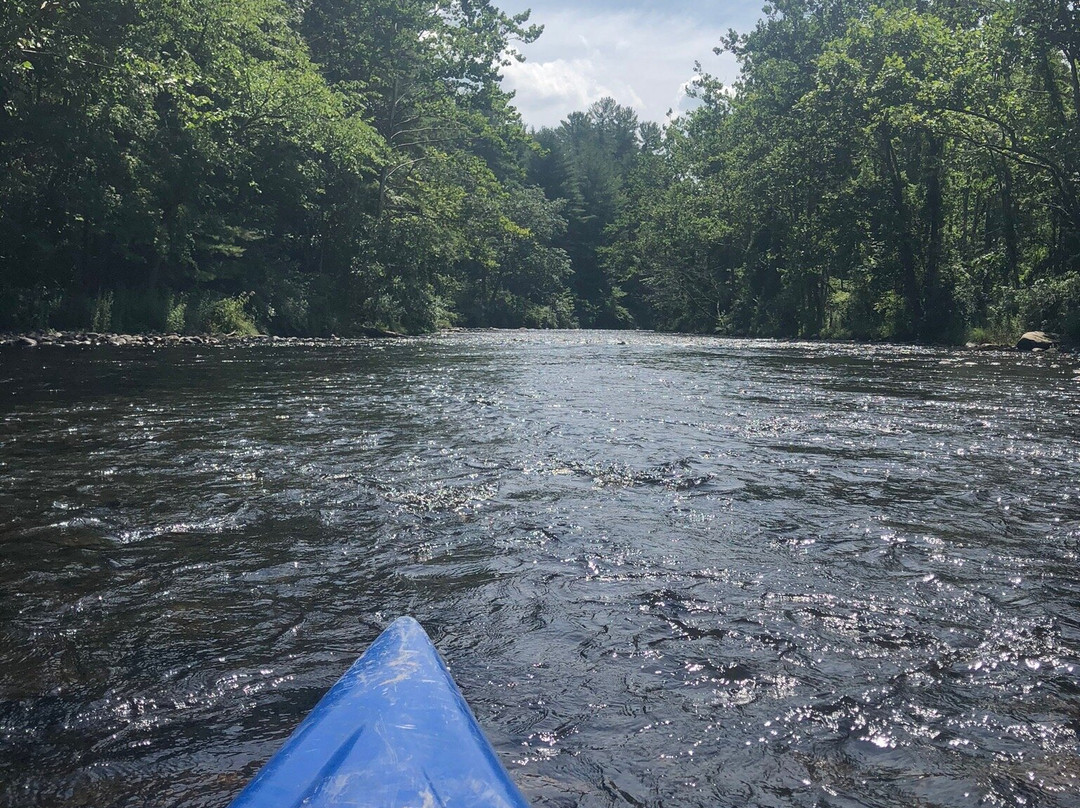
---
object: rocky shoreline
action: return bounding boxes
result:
[0,327,1073,353]
[965,330,1074,353]
[0,327,408,349]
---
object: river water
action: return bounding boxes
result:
[1,331,1078,808]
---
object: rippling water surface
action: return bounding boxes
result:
[1,331,1078,808]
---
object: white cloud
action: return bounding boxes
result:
[504,56,645,122]
[671,75,704,119]
[498,2,755,128]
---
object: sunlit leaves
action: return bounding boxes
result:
[608,0,1080,341]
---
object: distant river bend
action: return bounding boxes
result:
[1,331,1078,807]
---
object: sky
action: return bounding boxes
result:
[494,0,766,129]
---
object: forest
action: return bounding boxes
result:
[1,0,1078,343]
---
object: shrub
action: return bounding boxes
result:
[193,292,259,335]
[90,292,114,332]
[165,295,187,333]
[1015,272,1080,341]
[965,320,1018,345]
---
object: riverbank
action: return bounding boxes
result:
[1,327,1075,354]
[0,328,408,349]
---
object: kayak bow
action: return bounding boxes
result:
[228,616,530,808]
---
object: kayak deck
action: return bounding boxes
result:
[228,616,530,808]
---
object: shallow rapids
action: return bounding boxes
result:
[1,332,1077,807]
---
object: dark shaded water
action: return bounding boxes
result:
[1,331,1078,808]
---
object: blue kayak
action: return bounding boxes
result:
[228,616,530,808]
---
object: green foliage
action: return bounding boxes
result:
[602,0,1080,344]
[166,296,188,334]
[525,292,579,329]
[1,0,379,331]
[193,293,259,335]
[1015,274,1080,341]
[528,98,648,326]
[3,0,1078,342]
[90,293,114,333]
[298,0,548,333]
[967,320,1019,346]
[0,0,574,335]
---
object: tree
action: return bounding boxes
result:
[0,0,384,332]
[300,0,543,331]
[527,97,647,326]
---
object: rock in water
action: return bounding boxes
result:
[1015,331,1056,351]
[16,336,38,347]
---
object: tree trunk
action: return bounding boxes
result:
[921,133,945,339]
[881,130,923,337]
[997,158,1020,288]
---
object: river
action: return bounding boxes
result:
[1,331,1078,807]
